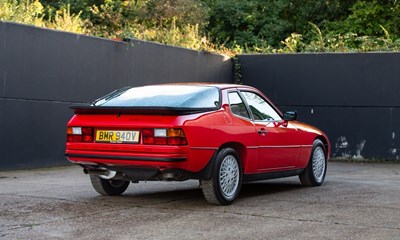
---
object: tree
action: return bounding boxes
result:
[327,0,400,37]
[206,0,359,49]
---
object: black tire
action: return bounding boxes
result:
[90,175,130,196]
[201,148,242,205]
[299,139,327,186]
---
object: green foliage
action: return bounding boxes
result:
[278,33,303,53]
[276,23,400,53]
[327,0,400,37]
[0,0,45,26]
[207,0,288,48]
[88,0,136,38]
[47,5,87,34]
[206,0,361,49]
[82,0,209,49]
[39,0,102,21]
[128,19,204,50]
[2,0,400,53]
[0,0,87,34]
[232,56,242,84]
[142,0,209,30]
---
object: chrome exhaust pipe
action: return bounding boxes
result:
[83,168,131,181]
[100,170,118,180]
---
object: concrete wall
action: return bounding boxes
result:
[239,53,400,160]
[0,22,233,169]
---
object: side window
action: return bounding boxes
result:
[241,91,282,121]
[228,92,250,119]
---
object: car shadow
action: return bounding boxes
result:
[123,178,304,202]
[94,178,305,205]
[239,179,303,199]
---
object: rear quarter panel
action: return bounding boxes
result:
[183,106,258,173]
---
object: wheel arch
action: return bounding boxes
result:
[218,142,247,170]
[315,136,330,158]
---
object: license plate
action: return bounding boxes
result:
[95,130,140,143]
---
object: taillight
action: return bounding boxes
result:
[142,129,155,144]
[67,127,93,142]
[142,128,187,145]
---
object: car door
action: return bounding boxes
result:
[240,91,301,172]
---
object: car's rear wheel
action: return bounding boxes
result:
[201,148,242,205]
[90,175,130,196]
[299,139,327,186]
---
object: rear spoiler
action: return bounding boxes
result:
[70,105,218,115]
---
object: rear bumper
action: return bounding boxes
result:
[65,153,186,162]
[65,148,189,171]
[65,148,217,181]
[65,145,217,178]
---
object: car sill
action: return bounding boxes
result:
[243,169,304,183]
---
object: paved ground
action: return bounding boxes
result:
[0,162,399,240]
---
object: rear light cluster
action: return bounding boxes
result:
[143,128,187,145]
[67,127,93,142]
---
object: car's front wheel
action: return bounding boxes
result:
[201,148,242,205]
[299,139,327,186]
[90,175,130,196]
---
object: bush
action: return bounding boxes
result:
[0,0,45,27]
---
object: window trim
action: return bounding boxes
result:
[238,90,283,123]
[227,90,252,120]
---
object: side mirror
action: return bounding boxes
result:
[283,111,297,121]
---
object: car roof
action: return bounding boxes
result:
[145,82,254,90]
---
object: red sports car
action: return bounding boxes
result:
[66,83,330,205]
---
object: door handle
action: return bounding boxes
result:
[258,129,268,135]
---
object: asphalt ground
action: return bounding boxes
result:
[0,161,399,240]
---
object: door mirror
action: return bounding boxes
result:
[283,111,297,121]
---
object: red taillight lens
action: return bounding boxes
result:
[155,137,167,144]
[82,127,92,135]
[67,135,82,142]
[167,137,187,145]
[67,127,93,142]
[83,135,93,142]
[142,129,155,144]
[142,128,187,145]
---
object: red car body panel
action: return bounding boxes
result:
[65,83,330,181]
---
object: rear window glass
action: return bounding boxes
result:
[94,85,220,108]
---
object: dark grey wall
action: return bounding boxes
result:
[239,53,400,160]
[0,22,232,170]
[2,21,399,170]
